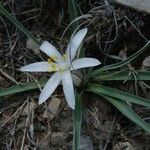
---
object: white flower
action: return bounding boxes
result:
[20,28,101,109]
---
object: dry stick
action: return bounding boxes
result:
[0,4,45,61]
[20,8,40,15]
[28,99,35,142]
[26,132,34,145]
[125,16,148,42]
[44,101,51,137]
[9,35,19,54]
[0,68,19,84]
[21,98,35,149]
[0,101,27,128]
[20,123,27,150]
[0,11,17,77]
[23,14,40,23]
[38,131,51,145]
[61,14,92,40]
[1,101,27,149]
[103,115,118,150]
[102,8,119,44]
[9,119,18,148]
[0,16,12,48]
[26,131,39,147]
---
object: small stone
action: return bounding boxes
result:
[48,97,61,115]
[79,136,94,150]
[143,56,150,67]
[114,0,150,14]
[51,132,68,145]
[113,142,136,150]
[61,119,73,132]
[70,135,94,150]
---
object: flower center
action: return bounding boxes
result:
[47,58,58,71]
[47,54,70,72]
[61,54,70,71]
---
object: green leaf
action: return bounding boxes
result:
[99,94,150,133]
[73,93,82,150]
[68,0,85,58]
[0,3,39,44]
[68,0,79,32]
[93,40,150,73]
[0,78,48,98]
[86,83,150,107]
[91,70,150,81]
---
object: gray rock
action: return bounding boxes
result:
[113,142,136,150]
[79,136,94,150]
[114,0,150,14]
[69,135,93,150]
[51,132,68,146]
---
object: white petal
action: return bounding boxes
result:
[40,41,63,62]
[62,71,75,109]
[39,72,61,104]
[66,28,87,60]
[71,58,101,70]
[19,62,52,72]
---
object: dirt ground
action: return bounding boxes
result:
[0,1,150,149]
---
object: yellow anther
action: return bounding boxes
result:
[51,55,57,61]
[48,55,57,64]
[51,68,57,71]
[48,65,57,72]
[51,63,56,69]
[48,58,53,64]
[48,58,58,72]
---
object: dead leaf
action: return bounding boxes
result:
[43,97,61,119]
[23,101,37,115]
[113,142,136,150]
[143,56,150,67]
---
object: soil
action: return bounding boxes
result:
[0,1,150,149]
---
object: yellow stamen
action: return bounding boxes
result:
[51,63,56,69]
[47,58,58,72]
[51,55,57,61]
[51,68,57,71]
[48,58,53,64]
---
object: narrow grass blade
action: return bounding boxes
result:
[100,94,150,133]
[68,0,79,32]
[0,78,48,98]
[0,3,39,44]
[91,70,150,81]
[68,0,85,58]
[86,83,150,107]
[94,40,150,73]
[73,93,82,150]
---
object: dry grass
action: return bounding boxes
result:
[0,0,150,149]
